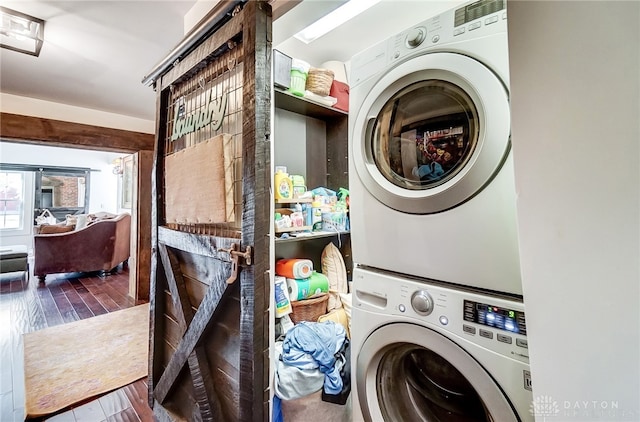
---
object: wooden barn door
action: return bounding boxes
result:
[147,2,271,421]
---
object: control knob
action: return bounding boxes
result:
[406,27,426,48]
[411,290,434,315]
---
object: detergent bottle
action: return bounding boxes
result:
[274,167,293,201]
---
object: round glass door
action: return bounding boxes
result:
[357,324,518,422]
[351,53,510,214]
[377,344,489,421]
[372,80,479,190]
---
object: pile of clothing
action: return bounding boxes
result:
[273,321,350,422]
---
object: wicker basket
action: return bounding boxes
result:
[305,68,335,96]
[290,294,329,324]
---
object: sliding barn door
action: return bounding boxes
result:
[147,2,271,420]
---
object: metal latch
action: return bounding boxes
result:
[219,243,253,284]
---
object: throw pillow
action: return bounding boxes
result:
[37,224,75,234]
[75,214,88,230]
[321,242,348,311]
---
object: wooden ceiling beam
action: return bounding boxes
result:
[0,112,154,153]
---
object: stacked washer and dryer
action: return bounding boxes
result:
[348,0,533,421]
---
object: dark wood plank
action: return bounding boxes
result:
[35,286,64,327]
[158,244,193,331]
[326,114,350,191]
[110,274,131,295]
[98,276,136,309]
[48,282,80,323]
[131,150,154,303]
[70,277,109,317]
[0,112,154,153]
[123,380,155,421]
[238,2,272,421]
[78,276,121,312]
[148,79,170,414]
[188,348,223,421]
[59,279,94,319]
[153,272,231,404]
[158,227,236,262]
[24,283,48,332]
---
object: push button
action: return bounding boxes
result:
[469,22,481,31]
[453,27,465,36]
[485,16,499,25]
[516,338,528,348]
[479,329,493,339]
[463,324,476,335]
[497,334,512,344]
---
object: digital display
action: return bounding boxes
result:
[454,0,505,27]
[464,300,526,335]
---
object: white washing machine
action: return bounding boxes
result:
[351,266,532,422]
[348,0,521,294]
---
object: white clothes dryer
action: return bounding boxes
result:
[348,0,522,294]
[351,266,533,422]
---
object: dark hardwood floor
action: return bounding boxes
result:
[0,262,154,422]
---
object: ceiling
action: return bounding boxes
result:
[0,0,463,123]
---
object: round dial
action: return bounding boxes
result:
[411,290,434,315]
[406,27,426,48]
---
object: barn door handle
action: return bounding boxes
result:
[219,243,253,284]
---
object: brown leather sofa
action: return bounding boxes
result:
[34,213,131,283]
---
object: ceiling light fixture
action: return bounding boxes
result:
[293,0,382,44]
[0,6,45,57]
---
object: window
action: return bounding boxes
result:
[35,169,89,222]
[0,171,25,230]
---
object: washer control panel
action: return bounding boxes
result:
[353,267,528,362]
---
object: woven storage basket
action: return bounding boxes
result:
[305,68,335,96]
[290,294,329,324]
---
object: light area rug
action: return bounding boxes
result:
[23,303,150,419]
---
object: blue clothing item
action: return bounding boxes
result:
[412,162,444,181]
[282,321,347,395]
[273,395,283,422]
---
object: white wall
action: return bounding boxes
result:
[184,0,220,34]
[0,142,123,248]
[0,93,154,134]
[508,1,639,420]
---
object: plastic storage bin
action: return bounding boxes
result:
[289,59,310,97]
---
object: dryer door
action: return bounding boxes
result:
[351,52,510,214]
[357,323,518,422]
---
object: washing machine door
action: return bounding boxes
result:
[357,323,518,422]
[351,52,510,214]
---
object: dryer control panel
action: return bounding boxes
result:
[463,299,527,335]
[454,0,505,27]
[349,0,508,89]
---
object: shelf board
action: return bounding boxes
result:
[274,89,347,119]
[275,225,313,234]
[275,230,350,243]
[275,198,313,204]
